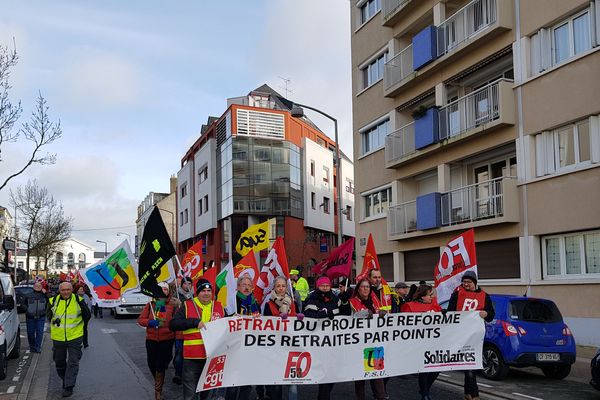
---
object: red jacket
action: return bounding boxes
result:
[401,301,442,313]
[138,300,176,341]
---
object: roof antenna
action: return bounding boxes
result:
[278,76,293,98]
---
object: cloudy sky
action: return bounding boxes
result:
[0,1,352,253]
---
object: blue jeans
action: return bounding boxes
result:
[26,317,45,352]
[173,339,183,378]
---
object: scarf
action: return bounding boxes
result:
[153,299,167,322]
[270,291,292,314]
[236,292,260,315]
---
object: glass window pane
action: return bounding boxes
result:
[557,127,575,168]
[577,121,590,162]
[545,238,561,275]
[565,236,582,274]
[573,12,591,55]
[553,23,570,64]
[585,233,600,273]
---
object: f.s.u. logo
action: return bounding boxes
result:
[284,352,312,378]
[364,347,385,371]
[462,298,479,311]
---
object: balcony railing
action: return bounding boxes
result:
[438,79,508,140]
[440,176,512,226]
[384,44,413,90]
[385,122,415,164]
[388,200,417,236]
[437,0,497,57]
[382,0,411,22]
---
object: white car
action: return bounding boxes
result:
[0,272,20,380]
[114,290,151,318]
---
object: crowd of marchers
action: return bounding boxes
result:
[32,267,493,400]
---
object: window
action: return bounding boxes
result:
[311,192,316,209]
[180,183,188,198]
[364,186,392,218]
[359,0,381,25]
[543,230,600,278]
[198,166,208,184]
[78,253,86,269]
[56,252,63,269]
[323,166,330,183]
[180,211,184,226]
[204,195,209,213]
[310,160,315,177]
[198,199,203,216]
[184,209,188,224]
[346,179,355,194]
[67,252,74,268]
[361,118,389,155]
[346,205,353,221]
[361,51,388,89]
[323,197,330,214]
[535,117,598,176]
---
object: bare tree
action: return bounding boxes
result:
[10,179,72,276]
[0,43,62,193]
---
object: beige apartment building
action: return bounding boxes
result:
[350,0,600,345]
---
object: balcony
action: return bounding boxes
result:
[382,0,414,27]
[383,45,413,92]
[385,79,515,169]
[387,200,417,236]
[385,122,415,165]
[384,0,512,98]
[440,177,518,226]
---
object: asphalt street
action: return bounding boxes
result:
[2,314,599,399]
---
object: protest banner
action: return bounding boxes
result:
[197,312,484,391]
[434,229,478,304]
[235,218,273,257]
[81,241,138,307]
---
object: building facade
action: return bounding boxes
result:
[177,85,355,276]
[351,0,600,345]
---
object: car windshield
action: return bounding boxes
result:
[509,299,562,323]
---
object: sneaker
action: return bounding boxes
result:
[62,387,74,397]
[172,375,182,385]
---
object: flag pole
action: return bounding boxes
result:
[173,255,182,301]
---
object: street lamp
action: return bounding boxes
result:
[96,240,107,258]
[116,232,131,243]
[290,102,344,246]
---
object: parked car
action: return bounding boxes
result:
[0,272,21,380]
[481,294,576,381]
[14,285,34,313]
[114,290,151,318]
[591,348,600,390]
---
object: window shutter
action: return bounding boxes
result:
[539,28,551,70]
[544,131,556,174]
[535,133,546,176]
[590,115,600,163]
[530,33,541,76]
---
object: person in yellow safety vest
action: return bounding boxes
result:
[368,269,392,313]
[290,269,309,301]
[46,281,91,398]
[169,278,225,400]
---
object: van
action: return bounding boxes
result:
[0,272,21,380]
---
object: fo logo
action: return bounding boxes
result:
[284,352,312,379]
[203,355,226,389]
[364,347,385,371]
[462,298,479,311]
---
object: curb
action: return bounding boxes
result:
[20,328,52,400]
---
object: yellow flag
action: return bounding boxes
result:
[235,219,272,256]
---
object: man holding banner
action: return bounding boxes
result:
[447,271,494,400]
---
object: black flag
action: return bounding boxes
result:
[138,207,176,298]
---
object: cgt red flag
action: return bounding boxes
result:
[357,234,381,281]
[434,228,478,304]
[180,239,204,281]
[234,250,259,286]
[312,238,355,279]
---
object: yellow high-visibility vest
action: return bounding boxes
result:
[49,294,85,342]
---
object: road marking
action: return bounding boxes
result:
[12,376,20,381]
[23,355,29,359]
[7,386,16,394]
[25,350,30,354]
[101,328,118,334]
[478,382,494,388]
[512,393,543,400]
[439,373,451,377]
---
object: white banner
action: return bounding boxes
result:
[197,312,484,392]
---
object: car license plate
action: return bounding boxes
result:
[536,353,560,361]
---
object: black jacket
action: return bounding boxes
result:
[303,290,350,319]
[391,294,408,313]
[25,290,48,319]
[169,302,200,332]
[447,288,495,322]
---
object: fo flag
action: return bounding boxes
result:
[138,207,177,298]
[434,229,478,304]
[312,237,355,279]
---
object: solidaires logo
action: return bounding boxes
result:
[363,347,385,371]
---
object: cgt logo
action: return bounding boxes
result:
[364,347,385,371]
[203,355,226,389]
[284,352,312,379]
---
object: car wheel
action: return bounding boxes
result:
[0,346,7,380]
[541,364,571,380]
[482,345,509,381]
[8,329,20,359]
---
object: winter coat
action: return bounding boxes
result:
[137,299,176,342]
[25,290,48,319]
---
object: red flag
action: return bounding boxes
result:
[202,266,218,299]
[433,229,478,304]
[180,240,204,280]
[234,250,259,286]
[255,237,290,305]
[59,272,68,282]
[357,234,381,281]
[312,238,355,279]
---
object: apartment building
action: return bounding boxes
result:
[351,0,600,345]
[177,85,355,275]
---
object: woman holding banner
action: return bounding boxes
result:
[138,282,177,400]
[349,278,387,400]
[402,285,442,400]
